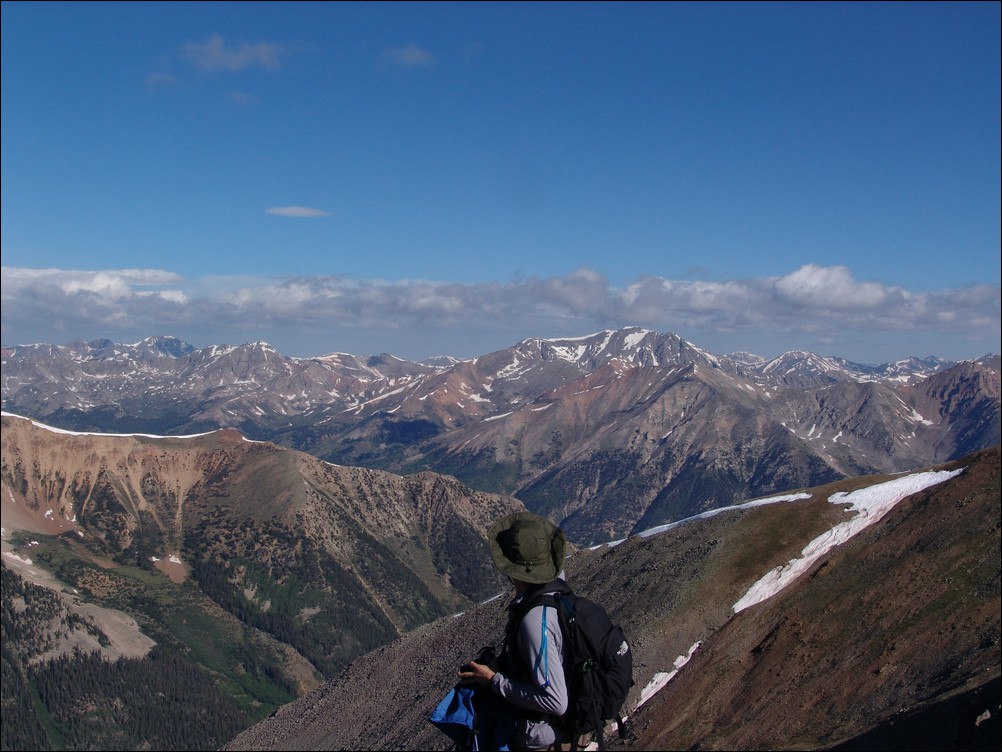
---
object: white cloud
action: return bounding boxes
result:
[773,264,893,309]
[136,289,189,304]
[182,34,285,72]
[265,206,330,218]
[1,265,998,362]
[1,267,183,297]
[383,44,435,68]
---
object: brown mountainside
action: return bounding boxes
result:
[395,351,999,544]
[1,414,523,680]
[223,446,1000,752]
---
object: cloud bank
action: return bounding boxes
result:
[2,265,998,362]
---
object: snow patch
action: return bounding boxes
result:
[635,641,702,709]
[732,469,962,613]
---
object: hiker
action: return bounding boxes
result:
[458,511,571,751]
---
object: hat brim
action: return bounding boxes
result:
[488,512,566,585]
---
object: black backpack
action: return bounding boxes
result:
[515,581,634,750]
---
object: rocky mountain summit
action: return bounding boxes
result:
[3,329,998,546]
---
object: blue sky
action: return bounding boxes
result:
[2,1,999,363]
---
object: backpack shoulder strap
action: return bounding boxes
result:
[511,579,574,622]
[502,579,574,680]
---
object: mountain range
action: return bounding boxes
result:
[3,328,999,546]
[1,328,999,750]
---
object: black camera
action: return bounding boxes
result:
[461,644,496,672]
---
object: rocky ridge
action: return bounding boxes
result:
[1,412,524,682]
[3,329,998,546]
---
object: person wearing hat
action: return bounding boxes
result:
[459,511,571,751]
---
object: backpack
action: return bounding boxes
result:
[515,581,634,751]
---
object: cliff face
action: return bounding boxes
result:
[223,446,1000,752]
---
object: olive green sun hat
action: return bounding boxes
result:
[488,511,567,585]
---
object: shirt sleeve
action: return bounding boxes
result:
[491,603,568,717]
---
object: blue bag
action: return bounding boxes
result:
[429,685,515,751]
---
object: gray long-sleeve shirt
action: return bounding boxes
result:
[491,596,569,750]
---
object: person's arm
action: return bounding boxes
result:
[490,604,568,716]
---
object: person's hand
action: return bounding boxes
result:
[458,659,496,687]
